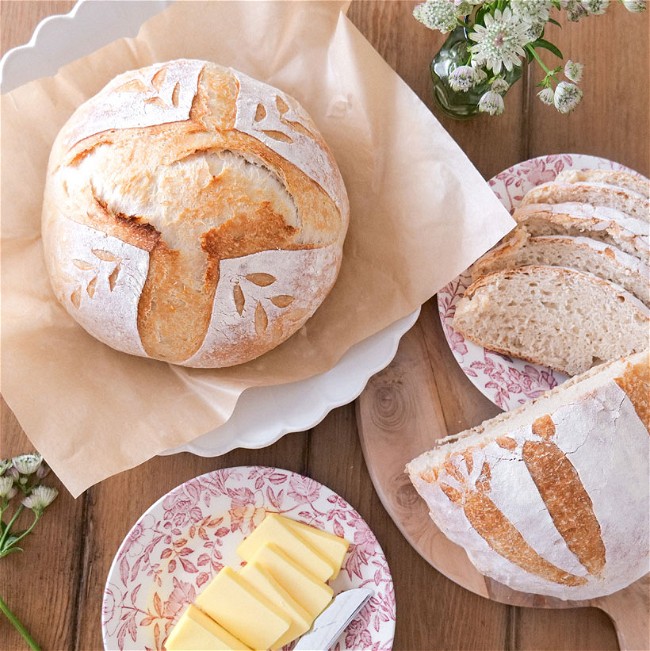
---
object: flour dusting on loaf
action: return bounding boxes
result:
[42,59,349,367]
[407,352,650,600]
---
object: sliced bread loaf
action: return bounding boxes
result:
[520,180,649,221]
[406,351,649,600]
[555,169,649,198]
[470,230,650,307]
[513,202,649,263]
[452,266,650,376]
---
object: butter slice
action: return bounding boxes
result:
[251,543,333,619]
[195,567,290,650]
[282,517,350,580]
[240,561,312,649]
[165,605,250,651]
[237,513,335,582]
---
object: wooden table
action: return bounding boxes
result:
[1,2,648,650]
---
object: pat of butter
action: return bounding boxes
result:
[165,604,251,651]
[251,543,333,619]
[195,566,290,650]
[282,516,350,580]
[237,513,335,582]
[240,560,312,649]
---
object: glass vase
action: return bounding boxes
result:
[430,26,523,119]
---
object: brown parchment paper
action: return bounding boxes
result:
[0,1,515,497]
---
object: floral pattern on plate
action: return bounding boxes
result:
[102,466,395,651]
[438,153,633,410]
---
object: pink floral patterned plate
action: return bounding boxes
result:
[102,467,395,651]
[438,154,634,411]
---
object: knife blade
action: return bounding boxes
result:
[293,587,374,651]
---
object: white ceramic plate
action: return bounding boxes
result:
[1,0,420,455]
[102,466,396,650]
[438,153,635,411]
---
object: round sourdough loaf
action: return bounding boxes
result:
[42,59,349,367]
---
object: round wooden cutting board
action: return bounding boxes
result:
[356,300,649,651]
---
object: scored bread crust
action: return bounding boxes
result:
[520,180,649,222]
[42,60,349,367]
[452,266,650,376]
[513,202,649,264]
[470,230,650,307]
[554,169,650,199]
[406,352,650,600]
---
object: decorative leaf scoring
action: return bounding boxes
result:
[145,97,167,108]
[70,287,81,308]
[270,295,295,308]
[255,302,268,336]
[233,283,245,316]
[246,273,276,287]
[92,249,120,262]
[73,259,96,271]
[261,130,293,143]
[171,82,180,108]
[284,119,314,138]
[108,265,120,291]
[255,104,267,121]
[114,78,150,94]
[151,67,167,92]
[86,276,98,298]
[275,96,289,115]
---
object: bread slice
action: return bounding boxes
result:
[452,266,650,376]
[555,169,649,199]
[513,202,649,263]
[471,229,650,307]
[406,351,649,600]
[520,180,649,221]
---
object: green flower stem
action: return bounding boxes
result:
[0,595,41,651]
[2,514,40,553]
[0,505,24,550]
[526,44,553,76]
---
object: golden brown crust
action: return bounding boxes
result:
[523,431,606,576]
[615,353,650,432]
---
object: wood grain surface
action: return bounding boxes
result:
[1,2,647,650]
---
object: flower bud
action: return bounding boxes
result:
[478,90,505,115]
[0,476,14,499]
[22,485,58,513]
[449,65,479,92]
[554,81,583,113]
[564,60,584,83]
[622,0,646,10]
[0,459,12,476]
[538,87,555,105]
[12,453,43,476]
[491,77,511,94]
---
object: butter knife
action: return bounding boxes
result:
[293,587,374,651]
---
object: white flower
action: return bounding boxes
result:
[554,81,583,112]
[22,485,58,513]
[523,20,546,41]
[449,65,479,91]
[12,453,43,476]
[413,0,459,33]
[511,0,553,22]
[491,77,511,94]
[469,8,530,74]
[479,90,506,115]
[538,87,555,105]
[562,0,588,19]
[564,60,584,83]
[622,0,646,11]
[471,63,489,84]
[0,459,12,476]
[580,0,609,13]
[0,476,14,498]
[453,0,474,16]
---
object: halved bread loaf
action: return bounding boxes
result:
[520,180,649,221]
[470,229,650,307]
[452,266,650,376]
[555,169,649,198]
[513,202,649,263]
[406,351,649,600]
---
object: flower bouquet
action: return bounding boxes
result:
[413,0,647,117]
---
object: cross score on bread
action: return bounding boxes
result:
[42,60,349,367]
